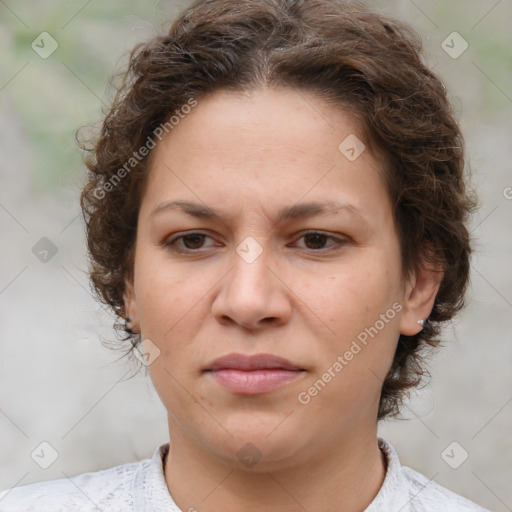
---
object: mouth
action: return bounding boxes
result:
[204,353,306,395]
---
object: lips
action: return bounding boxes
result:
[204,353,306,395]
[205,353,303,372]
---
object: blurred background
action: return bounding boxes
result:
[0,0,511,510]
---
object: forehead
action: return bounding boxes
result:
[155,87,363,158]
[140,86,391,222]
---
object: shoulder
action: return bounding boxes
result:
[401,465,490,511]
[375,438,490,512]
[0,458,147,512]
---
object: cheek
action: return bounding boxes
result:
[316,258,400,333]
[134,253,207,333]
[134,260,215,377]
[307,255,402,394]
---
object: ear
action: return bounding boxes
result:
[399,252,444,336]
[124,276,141,334]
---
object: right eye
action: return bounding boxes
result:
[164,232,217,253]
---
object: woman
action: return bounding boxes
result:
[0,0,489,510]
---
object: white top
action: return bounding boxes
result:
[0,438,489,511]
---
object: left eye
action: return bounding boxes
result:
[164,231,345,253]
[294,231,344,250]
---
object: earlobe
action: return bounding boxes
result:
[124,278,140,333]
[399,261,443,336]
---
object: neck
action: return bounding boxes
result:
[163,422,387,512]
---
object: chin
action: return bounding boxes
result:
[205,418,310,471]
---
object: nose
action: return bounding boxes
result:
[210,243,292,331]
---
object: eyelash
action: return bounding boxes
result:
[164,231,347,254]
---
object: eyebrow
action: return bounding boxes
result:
[149,199,365,223]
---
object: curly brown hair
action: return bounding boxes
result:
[78,0,477,420]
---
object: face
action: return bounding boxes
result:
[125,87,438,470]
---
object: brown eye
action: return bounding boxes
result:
[180,234,207,249]
[295,231,345,251]
[303,233,330,249]
[164,232,215,253]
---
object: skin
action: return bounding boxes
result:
[124,86,442,512]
